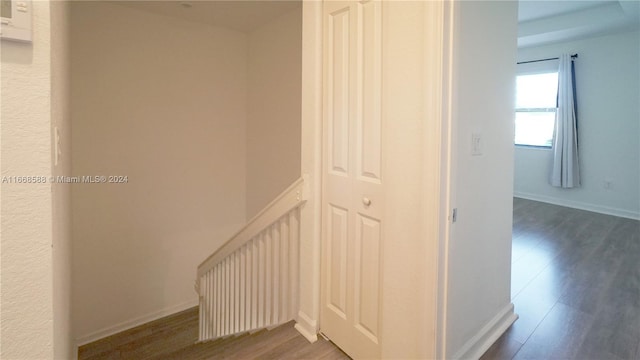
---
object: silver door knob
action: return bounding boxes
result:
[362,197,372,206]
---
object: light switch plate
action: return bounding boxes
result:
[1,0,32,43]
[471,133,482,156]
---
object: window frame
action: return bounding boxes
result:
[515,62,559,149]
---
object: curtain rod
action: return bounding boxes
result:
[517,53,578,65]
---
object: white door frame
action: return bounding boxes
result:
[295,0,324,343]
[297,1,454,358]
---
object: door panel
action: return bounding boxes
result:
[356,0,382,184]
[328,7,350,176]
[328,205,348,318]
[321,1,383,359]
[354,213,381,340]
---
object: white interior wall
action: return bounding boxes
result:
[70,2,248,343]
[51,1,73,358]
[514,30,640,219]
[0,1,57,358]
[246,7,302,218]
[446,1,518,358]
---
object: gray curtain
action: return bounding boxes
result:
[550,54,580,188]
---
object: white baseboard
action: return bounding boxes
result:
[75,299,199,347]
[514,192,640,220]
[451,303,518,360]
[294,310,318,343]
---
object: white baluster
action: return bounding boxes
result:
[200,274,206,340]
[258,233,266,328]
[280,216,290,324]
[290,209,300,319]
[229,257,233,336]
[216,264,221,337]
[222,259,227,336]
[234,251,240,333]
[212,268,216,338]
[246,239,253,331]
[265,227,273,326]
[222,266,225,336]
[273,221,281,325]
[239,246,246,333]
[206,273,210,340]
[252,237,259,330]
[228,257,233,335]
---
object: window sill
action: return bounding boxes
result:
[515,144,552,150]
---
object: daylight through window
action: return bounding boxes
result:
[515,72,558,147]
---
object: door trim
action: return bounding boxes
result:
[296,0,324,343]
[434,1,455,358]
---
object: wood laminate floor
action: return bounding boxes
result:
[482,198,640,360]
[78,309,350,360]
[80,198,639,360]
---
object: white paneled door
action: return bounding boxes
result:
[320,1,383,358]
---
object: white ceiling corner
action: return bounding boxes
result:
[518,0,640,48]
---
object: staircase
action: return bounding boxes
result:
[196,176,308,342]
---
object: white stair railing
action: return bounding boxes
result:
[196,176,307,342]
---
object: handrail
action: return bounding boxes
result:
[197,175,308,278]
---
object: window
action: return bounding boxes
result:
[515,72,558,147]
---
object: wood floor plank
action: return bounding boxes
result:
[479,329,523,360]
[510,206,600,298]
[235,327,301,359]
[576,321,630,360]
[147,332,251,360]
[252,333,310,359]
[509,278,558,344]
[316,345,352,360]
[558,217,629,315]
[79,307,197,360]
[277,337,350,360]
[118,319,199,359]
[78,312,350,360]
[506,214,620,345]
[208,321,300,359]
[513,302,595,360]
[484,198,640,360]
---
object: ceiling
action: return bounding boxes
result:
[115,1,301,33]
[518,0,640,47]
[519,0,612,22]
[112,0,638,46]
